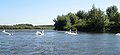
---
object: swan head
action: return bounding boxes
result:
[2,30,5,32]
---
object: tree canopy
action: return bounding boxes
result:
[54,5,120,33]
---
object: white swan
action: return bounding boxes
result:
[65,29,78,35]
[2,30,12,35]
[116,33,120,35]
[65,29,71,34]
[67,31,77,35]
[36,30,44,36]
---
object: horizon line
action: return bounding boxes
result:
[0,24,54,26]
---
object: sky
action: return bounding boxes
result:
[0,0,120,25]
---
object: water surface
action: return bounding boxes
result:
[0,30,120,55]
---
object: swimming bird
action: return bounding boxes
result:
[65,29,78,35]
[116,33,120,35]
[2,30,12,36]
[36,30,44,36]
[65,29,71,34]
[67,31,77,35]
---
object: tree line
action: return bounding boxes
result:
[0,24,54,29]
[54,5,120,33]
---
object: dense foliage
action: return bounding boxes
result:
[54,5,120,33]
[0,24,54,29]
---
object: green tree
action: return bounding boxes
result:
[106,5,120,32]
[67,12,79,25]
[76,10,88,19]
[53,15,71,30]
[87,5,106,32]
[53,5,120,33]
[106,5,118,22]
[67,12,79,30]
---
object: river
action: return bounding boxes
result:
[0,30,120,55]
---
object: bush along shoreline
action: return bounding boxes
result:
[53,5,120,33]
[0,24,54,30]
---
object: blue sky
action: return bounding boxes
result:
[0,0,120,25]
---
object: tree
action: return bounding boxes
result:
[76,10,88,19]
[74,19,88,31]
[67,13,79,30]
[106,5,118,21]
[53,15,71,30]
[53,5,120,33]
[67,12,79,25]
[87,5,106,32]
[106,5,120,32]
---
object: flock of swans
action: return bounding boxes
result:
[1,29,78,36]
[2,30,45,36]
[2,30,120,36]
[1,30,77,36]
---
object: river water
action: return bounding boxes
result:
[0,30,120,55]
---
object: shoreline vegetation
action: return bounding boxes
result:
[0,24,54,30]
[53,5,120,33]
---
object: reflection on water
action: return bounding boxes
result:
[0,30,120,55]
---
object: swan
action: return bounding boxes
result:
[2,30,12,35]
[65,29,71,34]
[65,29,78,35]
[116,33,120,35]
[36,30,44,36]
[67,31,77,35]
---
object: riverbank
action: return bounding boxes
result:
[0,24,54,30]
